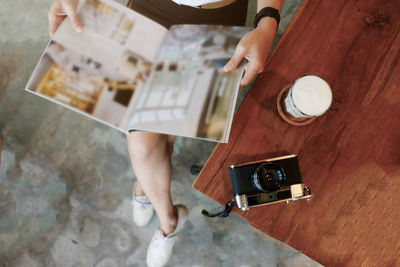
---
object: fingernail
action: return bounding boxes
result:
[76,26,83,33]
[223,66,230,72]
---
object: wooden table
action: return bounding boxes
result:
[193,0,400,266]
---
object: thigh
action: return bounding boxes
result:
[127,132,165,155]
[126,132,174,157]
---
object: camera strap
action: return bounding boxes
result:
[201,199,235,217]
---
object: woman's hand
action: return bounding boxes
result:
[223,18,277,86]
[48,0,83,36]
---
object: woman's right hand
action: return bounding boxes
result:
[48,0,83,36]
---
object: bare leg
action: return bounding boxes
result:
[134,135,175,196]
[127,132,177,235]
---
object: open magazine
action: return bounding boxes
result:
[26,0,250,142]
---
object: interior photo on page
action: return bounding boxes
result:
[125,25,249,142]
[26,0,167,130]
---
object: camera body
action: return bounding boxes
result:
[229,154,311,210]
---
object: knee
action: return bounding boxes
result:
[126,132,162,161]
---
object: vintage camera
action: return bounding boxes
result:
[229,154,311,210]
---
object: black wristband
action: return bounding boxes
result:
[254,7,281,28]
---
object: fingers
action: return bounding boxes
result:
[223,42,265,86]
[62,0,83,33]
[223,45,246,72]
[224,47,265,86]
[48,0,82,36]
[48,16,62,36]
[48,3,64,36]
[240,61,264,87]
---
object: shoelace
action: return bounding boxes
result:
[132,196,152,209]
[153,231,174,249]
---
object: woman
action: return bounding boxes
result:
[48,0,283,266]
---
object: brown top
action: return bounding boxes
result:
[193,0,400,266]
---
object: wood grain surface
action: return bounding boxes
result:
[192,0,400,266]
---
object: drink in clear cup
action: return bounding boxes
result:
[284,75,332,118]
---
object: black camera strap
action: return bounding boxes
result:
[201,199,235,217]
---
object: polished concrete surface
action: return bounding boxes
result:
[0,0,322,266]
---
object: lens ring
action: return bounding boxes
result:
[252,163,286,192]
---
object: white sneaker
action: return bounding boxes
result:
[131,194,154,226]
[146,204,188,267]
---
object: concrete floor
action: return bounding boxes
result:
[0,0,322,266]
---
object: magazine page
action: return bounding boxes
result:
[26,0,168,130]
[124,25,250,143]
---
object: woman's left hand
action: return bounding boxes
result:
[223,19,277,86]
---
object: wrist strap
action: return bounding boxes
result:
[201,199,235,217]
[254,7,281,28]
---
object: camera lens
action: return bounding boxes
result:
[252,163,286,192]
